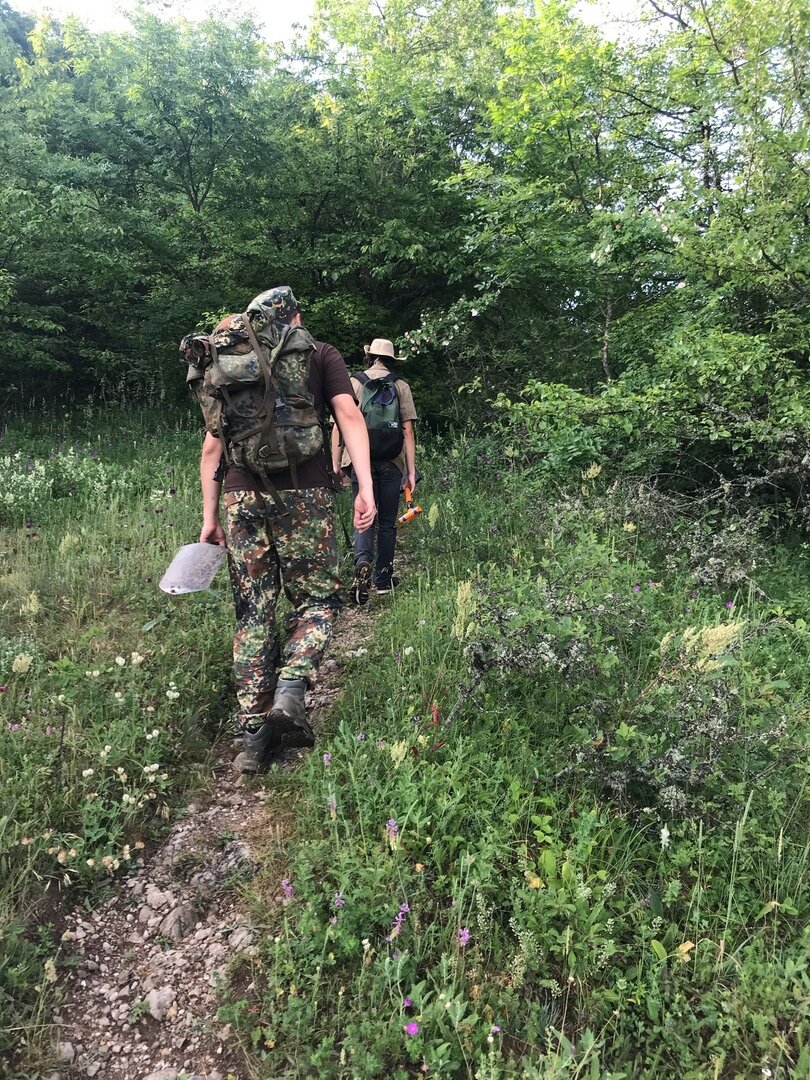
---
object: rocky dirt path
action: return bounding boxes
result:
[52,600,374,1080]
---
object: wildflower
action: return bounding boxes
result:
[19,836,32,846]
[660,825,671,850]
[471,308,479,317]
[491,1025,501,1034]
[323,752,332,765]
[623,522,636,533]
[114,691,124,701]
[330,915,338,925]
[458,927,470,947]
[81,768,94,778]
[333,891,346,908]
[632,584,641,593]
[404,997,413,1008]
[385,819,399,850]
[115,656,126,667]
[166,689,180,700]
[725,600,735,609]
[404,1022,420,1037]
[12,653,33,675]
[281,878,294,901]
[92,670,100,677]
[356,732,366,741]
[0,686,6,693]
[327,794,337,819]
[86,858,95,867]
[403,646,414,656]
[388,901,409,941]
[130,652,145,666]
[390,740,408,768]
[146,705,155,713]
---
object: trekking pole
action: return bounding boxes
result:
[397,486,423,526]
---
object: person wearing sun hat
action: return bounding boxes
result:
[331,337,418,602]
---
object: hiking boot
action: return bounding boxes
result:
[239,720,283,774]
[376,575,400,596]
[269,678,315,749]
[354,561,372,606]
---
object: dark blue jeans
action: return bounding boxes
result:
[351,460,402,588]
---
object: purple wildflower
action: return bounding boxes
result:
[323,752,332,765]
[726,600,735,609]
[404,1022,420,1037]
[458,927,470,947]
[0,685,6,693]
[404,997,412,1008]
[330,915,338,925]
[281,878,294,901]
[386,818,399,837]
[491,1025,501,1034]
[333,891,346,908]
[632,584,641,593]
[356,732,366,741]
[388,901,410,941]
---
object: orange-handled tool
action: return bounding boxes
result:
[397,486,423,525]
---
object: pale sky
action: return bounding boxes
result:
[13,0,645,42]
[13,0,318,40]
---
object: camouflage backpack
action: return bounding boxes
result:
[181,288,324,506]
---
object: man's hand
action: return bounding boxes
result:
[405,471,417,493]
[200,521,226,547]
[353,488,377,531]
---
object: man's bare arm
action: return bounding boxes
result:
[200,431,226,546]
[331,392,376,530]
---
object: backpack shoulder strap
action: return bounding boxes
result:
[354,371,370,385]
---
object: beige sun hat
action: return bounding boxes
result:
[364,337,405,361]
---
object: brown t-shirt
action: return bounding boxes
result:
[223,340,354,493]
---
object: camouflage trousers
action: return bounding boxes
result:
[224,486,342,726]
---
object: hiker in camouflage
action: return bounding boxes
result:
[195,287,375,772]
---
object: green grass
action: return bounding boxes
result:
[224,440,810,1078]
[0,404,235,1074]
[1,412,809,1078]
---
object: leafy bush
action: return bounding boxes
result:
[491,329,810,510]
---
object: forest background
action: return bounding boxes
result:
[1,0,809,1077]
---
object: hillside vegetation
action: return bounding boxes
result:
[0,0,809,1076]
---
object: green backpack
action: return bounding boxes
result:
[182,305,324,505]
[354,371,403,461]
